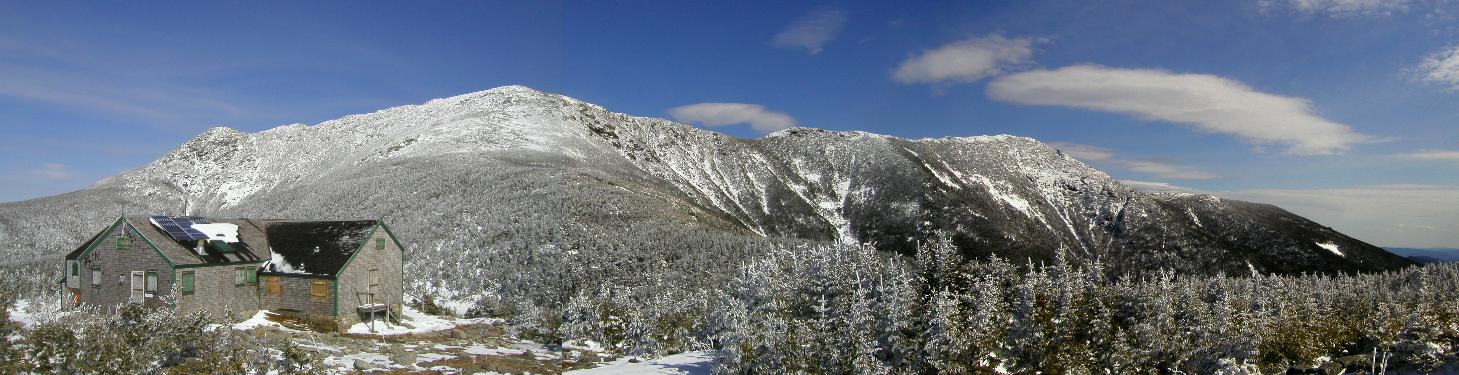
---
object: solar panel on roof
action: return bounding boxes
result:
[182,228,210,240]
[187,217,210,224]
[149,215,215,241]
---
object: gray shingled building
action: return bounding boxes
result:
[62,215,405,331]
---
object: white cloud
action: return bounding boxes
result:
[668,103,797,133]
[1122,180,1211,194]
[1049,142,1117,162]
[32,163,73,180]
[892,35,1037,85]
[1223,184,1459,248]
[1416,43,1459,91]
[1119,160,1220,180]
[1051,142,1218,180]
[772,9,848,55]
[1120,181,1459,248]
[1397,149,1459,161]
[989,65,1374,155]
[1260,0,1411,17]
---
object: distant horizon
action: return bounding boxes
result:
[2,1,1457,248]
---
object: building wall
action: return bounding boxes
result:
[175,264,262,320]
[71,222,174,310]
[258,274,334,318]
[334,225,405,329]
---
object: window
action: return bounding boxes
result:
[310,280,328,301]
[180,271,194,295]
[235,267,256,286]
[145,271,158,294]
[375,237,385,250]
[116,235,129,250]
[90,267,101,286]
[264,277,281,296]
[70,262,78,277]
[369,268,380,287]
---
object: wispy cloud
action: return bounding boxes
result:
[1121,180,1210,194]
[1223,184,1459,248]
[1259,0,1412,17]
[772,9,849,55]
[1052,142,1219,180]
[0,39,246,126]
[32,163,73,180]
[1397,149,1459,161]
[668,103,798,133]
[1120,180,1459,247]
[1415,43,1459,91]
[892,35,1038,86]
[989,65,1374,155]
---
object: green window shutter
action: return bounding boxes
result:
[181,271,194,294]
[116,236,130,249]
[247,268,258,284]
[71,262,78,276]
[234,268,243,286]
[145,271,158,293]
[376,237,385,250]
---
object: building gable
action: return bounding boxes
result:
[69,217,176,269]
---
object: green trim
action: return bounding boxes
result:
[123,220,176,269]
[377,221,408,254]
[333,223,380,316]
[174,260,267,269]
[72,217,124,262]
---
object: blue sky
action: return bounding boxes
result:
[2,1,1458,247]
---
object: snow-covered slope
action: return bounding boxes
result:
[0,85,1412,278]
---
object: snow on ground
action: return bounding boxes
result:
[415,352,456,362]
[9,299,69,329]
[1316,242,1344,257]
[9,299,38,328]
[412,287,486,316]
[568,351,717,375]
[321,351,393,370]
[346,305,467,335]
[232,310,297,331]
[565,339,606,352]
[463,344,525,356]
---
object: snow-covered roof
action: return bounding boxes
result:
[258,220,379,277]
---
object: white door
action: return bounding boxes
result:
[129,271,145,304]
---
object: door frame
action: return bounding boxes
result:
[129,271,145,303]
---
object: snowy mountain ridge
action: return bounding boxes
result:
[0,85,1412,278]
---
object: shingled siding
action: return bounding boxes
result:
[176,264,262,320]
[335,225,404,328]
[72,222,174,309]
[259,274,333,318]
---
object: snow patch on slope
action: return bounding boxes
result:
[1316,242,1344,257]
[568,351,717,375]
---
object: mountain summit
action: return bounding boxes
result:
[0,85,1412,277]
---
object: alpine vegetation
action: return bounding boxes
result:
[0,86,1435,373]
